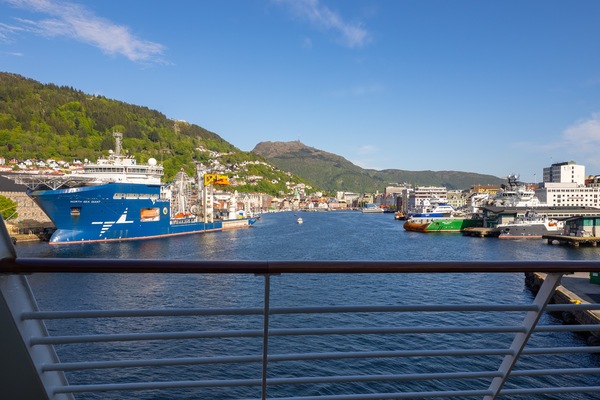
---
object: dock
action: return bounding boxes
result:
[461,227,500,237]
[543,234,600,247]
[526,271,600,344]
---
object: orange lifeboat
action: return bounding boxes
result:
[141,208,159,219]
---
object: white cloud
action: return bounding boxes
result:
[3,0,166,63]
[561,113,600,169]
[509,114,600,171]
[356,145,378,155]
[275,0,370,48]
[302,37,313,50]
[0,21,25,41]
[563,113,600,148]
[327,83,384,98]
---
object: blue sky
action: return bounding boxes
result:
[1,0,600,183]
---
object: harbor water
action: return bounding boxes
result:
[15,211,600,399]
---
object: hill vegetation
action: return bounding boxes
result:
[0,72,307,196]
[252,141,506,192]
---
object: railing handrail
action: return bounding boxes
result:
[3,257,600,273]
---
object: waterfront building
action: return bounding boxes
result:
[446,190,466,210]
[536,161,600,208]
[543,160,585,185]
[407,186,447,210]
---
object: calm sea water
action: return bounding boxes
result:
[16,211,600,399]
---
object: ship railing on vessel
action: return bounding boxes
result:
[2,222,600,399]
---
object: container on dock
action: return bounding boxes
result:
[590,272,600,284]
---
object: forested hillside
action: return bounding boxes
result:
[253,141,506,192]
[0,72,310,196]
[0,72,241,179]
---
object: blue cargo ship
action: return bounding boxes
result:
[6,133,256,244]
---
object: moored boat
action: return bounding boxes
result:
[492,174,545,207]
[362,203,384,213]
[404,216,483,232]
[394,211,406,220]
[4,132,256,244]
[497,210,564,239]
[403,199,482,232]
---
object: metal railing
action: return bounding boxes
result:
[3,224,600,399]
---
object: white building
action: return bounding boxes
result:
[407,186,447,210]
[536,161,600,208]
[543,161,585,185]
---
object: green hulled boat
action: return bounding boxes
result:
[404,216,483,232]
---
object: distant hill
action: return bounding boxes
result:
[252,141,506,193]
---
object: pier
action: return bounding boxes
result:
[526,271,600,344]
[543,234,600,247]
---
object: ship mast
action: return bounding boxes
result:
[195,163,213,224]
[113,132,123,157]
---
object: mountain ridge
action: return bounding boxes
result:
[252,141,506,193]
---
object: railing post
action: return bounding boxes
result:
[261,274,272,400]
[0,216,72,400]
[484,272,563,400]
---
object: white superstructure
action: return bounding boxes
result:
[77,132,164,184]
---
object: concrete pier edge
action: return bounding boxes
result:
[525,272,600,345]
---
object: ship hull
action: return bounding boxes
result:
[497,223,561,239]
[404,218,483,233]
[29,183,255,244]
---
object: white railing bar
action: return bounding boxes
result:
[22,307,265,319]
[534,324,600,332]
[43,345,600,373]
[501,386,600,395]
[268,326,526,336]
[43,348,513,372]
[485,272,563,400]
[268,349,513,360]
[269,305,539,313]
[31,325,526,345]
[511,367,600,377]
[522,346,600,355]
[21,304,544,320]
[264,371,501,385]
[265,390,493,399]
[546,304,600,311]
[51,370,500,394]
[53,378,263,394]
[47,370,600,397]
[31,329,264,345]
[42,355,263,371]
[54,380,494,399]
[20,303,600,320]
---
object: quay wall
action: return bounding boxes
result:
[525,272,600,345]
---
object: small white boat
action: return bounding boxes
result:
[362,204,383,213]
[297,217,303,224]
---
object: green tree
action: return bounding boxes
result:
[0,195,18,220]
